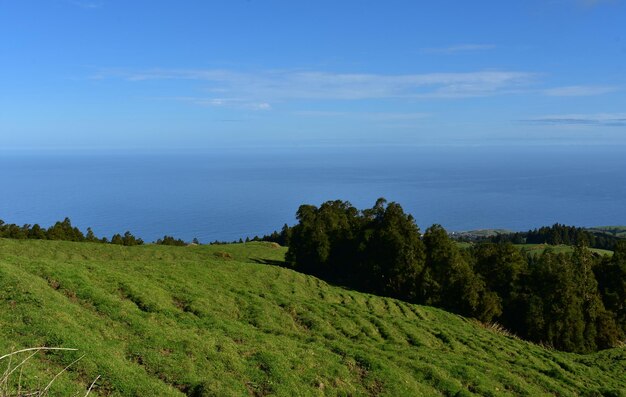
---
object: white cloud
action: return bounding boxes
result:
[294,111,430,121]
[168,96,271,111]
[543,85,619,96]
[250,102,271,110]
[113,68,537,104]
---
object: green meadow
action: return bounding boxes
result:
[587,226,626,239]
[453,242,613,257]
[1,238,624,396]
[513,244,614,257]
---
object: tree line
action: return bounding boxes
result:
[285,199,626,353]
[0,217,290,247]
[0,218,194,247]
[480,223,619,250]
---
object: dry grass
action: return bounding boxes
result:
[474,320,520,340]
[1,348,98,397]
[213,251,233,259]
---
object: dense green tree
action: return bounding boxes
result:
[279,223,292,246]
[595,241,626,336]
[122,231,143,246]
[358,199,425,299]
[524,252,585,351]
[111,234,124,245]
[472,242,527,325]
[286,201,361,278]
[85,227,98,242]
[522,249,619,352]
[473,242,526,299]
[4,224,28,239]
[46,218,84,241]
[155,235,186,246]
[571,247,620,351]
[28,224,47,240]
[421,225,501,322]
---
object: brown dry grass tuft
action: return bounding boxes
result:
[1,348,99,397]
[474,320,520,340]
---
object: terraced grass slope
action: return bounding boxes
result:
[0,239,624,396]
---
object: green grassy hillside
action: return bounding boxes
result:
[513,244,614,257]
[0,239,624,396]
[587,226,626,239]
[454,242,614,257]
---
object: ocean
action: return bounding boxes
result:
[1,145,625,243]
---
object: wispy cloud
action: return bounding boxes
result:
[522,113,626,126]
[166,96,271,110]
[106,68,537,106]
[421,44,496,54]
[294,111,430,121]
[543,85,620,96]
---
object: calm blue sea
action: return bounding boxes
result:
[1,145,625,243]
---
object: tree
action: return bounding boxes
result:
[472,242,527,326]
[28,224,47,240]
[286,201,360,278]
[358,200,425,299]
[522,249,619,353]
[85,227,98,242]
[524,252,585,351]
[4,224,27,239]
[571,247,620,351]
[122,231,143,246]
[111,234,124,245]
[421,225,501,322]
[473,242,526,299]
[595,241,626,337]
[46,218,84,241]
[279,223,292,246]
[155,235,186,246]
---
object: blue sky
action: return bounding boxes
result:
[1,0,625,150]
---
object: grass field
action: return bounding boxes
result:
[454,242,613,257]
[1,239,625,396]
[587,226,626,239]
[513,244,614,257]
